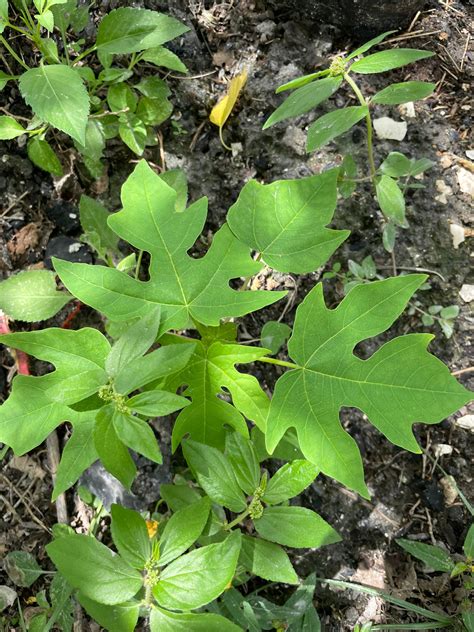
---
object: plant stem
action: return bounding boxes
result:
[344,72,376,181]
[257,356,299,370]
[135,250,144,280]
[0,36,30,70]
[72,45,97,65]
[224,508,251,530]
[219,125,232,151]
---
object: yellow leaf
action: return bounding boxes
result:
[146,519,159,539]
[209,68,248,149]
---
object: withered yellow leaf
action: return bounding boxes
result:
[210,68,248,149]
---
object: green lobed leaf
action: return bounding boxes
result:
[263,77,342,129]
[141,46,188,73]
[0,270,70,322]
[94,406,137,488]
[0,115,26,139]
[261,321,292,355]
[307,105,368,152]
[266,276,470,496]
[96,8,189,54]
[46,534,143,605]
[225,432,260,495]
[4,551,42,587]
[227,170,348,274]
[396,538,455,572]
[79,195,119,261]
[159,496,211,566]
[372,81,435,105]
[150,608,241,631]
[240,535,299,584]
[346,30,397,60]
[52,413,97,500]
[350,49,434,74]
[0,328,110,404]
[153,531,241,611]
[54,161,285,331]
[77,593,139,632]
[262,460,319,505]
[111,504,151,570]
[376,174,406,225]
[167,336,271,449]
[254,506,340,548]
[112,410,162,464]
[27,138,63,176]
[19,64,90,144]
[105,307,161,378]
[182,439,247,512]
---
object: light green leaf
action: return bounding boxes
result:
[106,307,161,378]
[153,531,241,611]
[254,506,340,548]
[112,411,162,464]
[169,338,270,449]
[150,608,241,632]
[376,174,406,224]
[96,8,189,54]
[52,413,97,500]
[54,161,285,330]
[0,70,12,91]
[0,270,70,321]
[141,46,188,73]
[397,538,455,572]
[346,30,397,60]
[409,158,435,176]
[118,114,147,155]
[350,49,434,74]
[135,76,170,99]
[227,170,348,274]
[159,497,211,566]
[36,8,54,31]
[158,168,188,212]
[4,551,42,587]
[240,535,298,584]
[94,406,137,488]
[111,504,151,570]
[77,593,139,632]
[463,524,474,558]
[107,83,137,113]
[79,195,119,261]
[0,327,110,404]
[75,119,106,178]
[127,390,189,417]
[440,305,459,320]
[266,276,470,496]
[27,138,63,176]
[372,81,435,104]
[136,95,172,126]
[263,460,319,505]
[225,432,260,495]
[19,64,90,144]
[263,77,342,129]
[380,152,412,177]
[182,440,247,512]
[46,534,143,605]
[0,116,26,139]
[307,106,368,152]
[160,484,202,513]
[0,0,8,34]
[276,69,330,93]
[261,321,292,355]
[114,342,195,394]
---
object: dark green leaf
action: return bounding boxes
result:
[159,496,211,566]
[27,138,63,176]
[112,411,162,464]
[307,106,368,151]
[397,538,455,572]
[160,483,202,512]
[350,49,434,74]
[94,406,137,488]
[225,432,260,495]
[372,81,435,104]
[254,506,340,548]
[240,535,298,584]
[79,195,119,261]
[77,593,139,632]
[276,69,330,93]
[107,83,137,113]
[380,152,412,177]
[260,321,292,355]
[263,460,319,505]
[150,608,241,631]
[463,524,474,558]
[126,390,189,416]
[111,504,151,569]
[346,31,397,60]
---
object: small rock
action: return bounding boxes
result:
[466,149,474,160]
[255,19,277,42]
[398,102,416,118]
[450,223,465,248]
[433,443,453,457]
[454,414,474,432]
[459,284,474,302]
[439,153,454,169]
[435,179,453,204]
[457,166,474,197]
[373,117,407,141]
[281,125,307,155]
[439,475,458,505]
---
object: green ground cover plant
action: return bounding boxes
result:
[0,2,188,177]
[0,29,472,631]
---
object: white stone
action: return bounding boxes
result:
[399,102,416,118]
[68,242,81,253]
[459,284,474,302]
[457,166,474,197]
[466,150,474,160]
[454,415,474,432]
[450,223,465,249]
[373,117,407,141]
[433,443,453,457]
[435,179,453,204]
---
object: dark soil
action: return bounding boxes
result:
[1,0,473,630]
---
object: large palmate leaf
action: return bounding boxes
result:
[227,170,348,273]
[0,328,110,404]
[54,161,285,332]
[266,275,470,496]
[19,64,89,144]
[165,334,271,449]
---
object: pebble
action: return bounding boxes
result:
[459,284,474,302]
[449,223,465,249]
[457,166,474,197]
[373,117,407,141]
[454,414,474,432]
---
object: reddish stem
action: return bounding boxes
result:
[61,301,83,329]
[0,312,30,375]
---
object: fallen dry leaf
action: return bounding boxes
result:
[210,68,248,149]
[7,222,41,258]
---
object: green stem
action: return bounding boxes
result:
[256,356,299,370]
[344,72,376,182]
[219,125,232,151]
[72,45,97,65]
[0,36,30,70]
[224,508,251,531]
[134,250,144,279]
